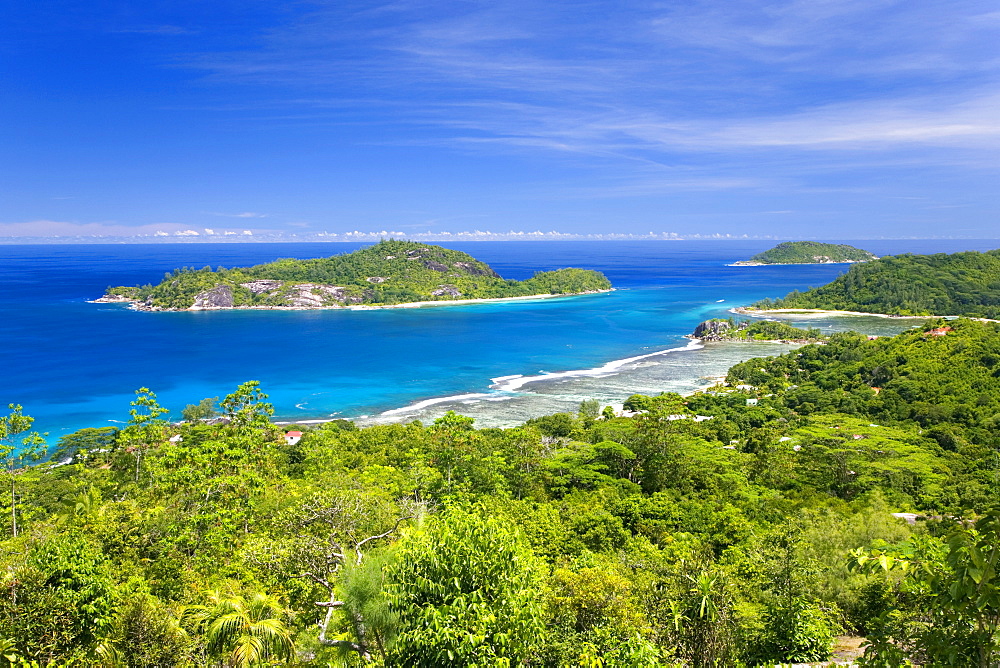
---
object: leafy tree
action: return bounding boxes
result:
[525,412,575,438]
[113,593,191,667]
[244,491,413,661]
[182,397,219,423]
[851,507,1000,667]
[2,534,119,663]
[50,426,117,462]
[623,394,652,413]
[121,387,169,483]
[578,398,600,424]
[0,404,45,537]
[385,506,546,666]
[432,410,475,431]
[221,381,274,434]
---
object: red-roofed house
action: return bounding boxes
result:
[284,431,303,445]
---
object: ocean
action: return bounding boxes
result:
[3,239,996,443]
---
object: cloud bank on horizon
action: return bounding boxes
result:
[2,0,998,239]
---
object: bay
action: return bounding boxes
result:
[2,239,996,440]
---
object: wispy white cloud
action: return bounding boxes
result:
[208,211,269,218]
[0,220,280,238]
[179,0,1000,157]
[0,220,188,237]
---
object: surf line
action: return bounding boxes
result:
[489,339,704,392]
[364,338,707,422]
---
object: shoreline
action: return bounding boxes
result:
[732,306,1000,323]
[725,260,871,267]
[731,306,932,319]
[275,338,753,429]
[91,289,614,312]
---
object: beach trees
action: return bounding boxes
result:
[182,396,218,423]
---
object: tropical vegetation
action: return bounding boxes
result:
[693,318,824,342]
[753,248,1000,318]
[735,241,877,265]
[3,320,1000,665]
[102,240,612,310]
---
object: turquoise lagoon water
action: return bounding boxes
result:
[2,239,996,439]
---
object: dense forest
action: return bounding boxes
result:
[734,242,877,265]
[753,249,1000,318]
[3,320,1000,666]
[101,240,611,310]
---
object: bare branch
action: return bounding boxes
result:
[354,514,413,565]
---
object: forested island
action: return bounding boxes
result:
[4,319,1000,666]
[97,240,612,311]
[750,248,1000,318]
[690,317,823,342]
[731,241,878,266]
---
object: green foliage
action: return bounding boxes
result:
[112,593,190,667]
[106,240,612,309]
[432,410,475,431]
[182,397,218,423]
[121,387,169,484]
[1,534,119,663]
[745,241,877,264]
[182,590,294,667]
[851,507,1000,667]
[525,412,576,437]
[1,404,45,539]
[220,381,274,434]
[50,427,118,461]
[6,316,1000,665]
[756,248,1000,317]
[741,320,823,341]
[385,506,546,666]
[623,394,652,412]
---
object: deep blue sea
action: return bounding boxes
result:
[3,239,997,442]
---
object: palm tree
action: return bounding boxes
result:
[182,591,294,667]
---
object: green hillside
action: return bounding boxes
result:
[102,240,611,310]
[6,320,1000,665]
[753,249,1000,317]
[736,241,878,265]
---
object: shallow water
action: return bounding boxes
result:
[0,239,992,437]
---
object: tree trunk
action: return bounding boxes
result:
[9,473,16,538]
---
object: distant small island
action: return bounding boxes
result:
[730,241,878,266]
[747,249,1000,319]
[688,318,824,343]
[97,240,612,311]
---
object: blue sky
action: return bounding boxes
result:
[3,0,999,239]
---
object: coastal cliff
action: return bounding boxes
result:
[99,240,612,311]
